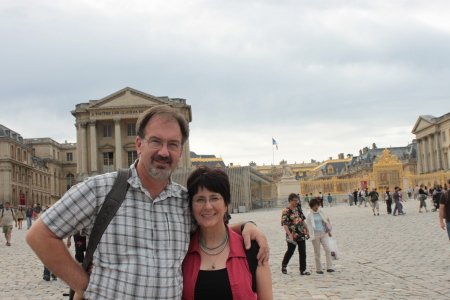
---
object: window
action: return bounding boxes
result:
[127,151,137,166]
[103,125,112,137]
[66,174,74,191]
[103,152,114,172]
[127,123,136,136]
[67,153,73,161]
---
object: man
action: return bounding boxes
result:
[27,106,269,300]
[368,188,379,216]
[34,203,42,218]
[25,204,34,229]
[318,192,323,208]
[407,187,413,200]
[353,189,358,206]
[439,179,450,256]
[1,202,17,246]
[392,186,404,216]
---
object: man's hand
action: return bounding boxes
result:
[242,222,270,265]
[440,222,446,230]
[67,240,72,248]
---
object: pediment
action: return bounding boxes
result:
[411,116,433,134]
[88,87,169,110]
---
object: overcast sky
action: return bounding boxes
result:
[1,0,449,166]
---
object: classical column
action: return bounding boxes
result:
[416,139,422,174]
[435,132,443,170]
[89,120,98,174]
[114,118,122,169]
[429,134,436,172]
[80,122,88,175]
[75,123,81,176]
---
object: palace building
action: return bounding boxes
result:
[412,113,450,173]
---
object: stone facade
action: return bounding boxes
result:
[0,125,76,206]
[412,113,450,173]
[71,87,192,182]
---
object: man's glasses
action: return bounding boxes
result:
[193,196,223,206]
[141,138,182,151]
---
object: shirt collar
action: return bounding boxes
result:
[187,225,246,258]
[129,159,186,201]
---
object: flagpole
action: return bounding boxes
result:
[272,137,274,165]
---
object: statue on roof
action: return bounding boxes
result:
[282,165,294,177]
[372,143,377,149]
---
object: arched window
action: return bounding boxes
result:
[327,165,334,174]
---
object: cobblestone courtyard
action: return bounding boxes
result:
[1,200,449,299]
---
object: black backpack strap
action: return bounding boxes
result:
[69,168,131,299]
[245,240,259,293]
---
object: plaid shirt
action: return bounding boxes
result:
[42,162,190,299]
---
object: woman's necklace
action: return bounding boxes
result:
[199,236,229,269]
[199,230,228,250]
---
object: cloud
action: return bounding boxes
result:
[0,0,448,166]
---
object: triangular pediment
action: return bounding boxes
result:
[411,115,434,133]
[88,87,169,110]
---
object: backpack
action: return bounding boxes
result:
[1,208,14,218]
[245,241,259,293]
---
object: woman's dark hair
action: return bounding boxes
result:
[309,199,320,208]
[288,193,299,201]
[187,166,231,210]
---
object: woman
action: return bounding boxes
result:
[418,184,429,213]
[281,193,310,276]
[327,193,333,207]
[306,199,334,274]
[385,188,392,214]
[16,207,25,229]
[364,188,369,207]
[183,167,273,300]
[348,190,353,206]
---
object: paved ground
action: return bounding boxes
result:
[1,199,449,299]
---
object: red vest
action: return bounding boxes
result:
[182,226,256,300]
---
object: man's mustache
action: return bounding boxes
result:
[152,155,172,164]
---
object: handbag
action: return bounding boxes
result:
[68,169,131,300]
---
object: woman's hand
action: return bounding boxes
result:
[288,233,294,241]
[328,232,332,238]
[73,291,85,300]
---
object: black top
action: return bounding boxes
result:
[195,268,233,300]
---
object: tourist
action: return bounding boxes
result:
[32,204,37,222]
[353,189,358,206]
[327,193,333,207]
[280,193,310,276]
[418,184,429,213]
[304,193,310,205]
[392,186,404,216]
[369,188,380,216]
[432,186,443,212]
[364,188,369,207]
[318,192,324,207]
[438,179,450,256]
[16,207,25,229]
[348,190,353,206]
[27,106,269,300]
[306,199,334,274]
[385,187,392,214]
[414,184,420,200]
[183,166,273,299]
[25,205,34,229]
[1,202,17,246]
[67,232,87,264]
[407,187,413,200]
